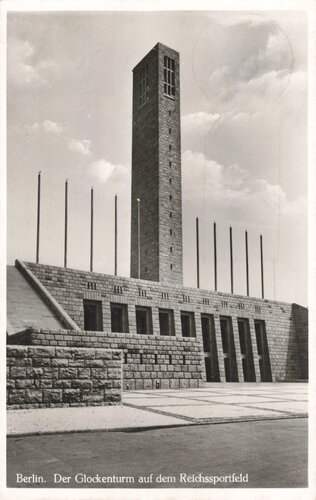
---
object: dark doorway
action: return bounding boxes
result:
[83,300,103,331]
[136,306,153,335]
[159,309,175,336]
[111,303,129,333]
[180,311,196,337]
[255,320,272,382]
[237,318,256,382]
[220,316,238,382]
[201,314,220,382]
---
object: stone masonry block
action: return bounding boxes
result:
[32,358,51,367]
[78,368,90,379]
[54,380,71,389]
[74,348,95,359]
[25,389,43,403]
[91,368,106,379]
[63,389,81,403]
[107,369,121,379]
[72,380,93,390]
[10,367,26,378]
[170,379,179,389]
[43,389,62,403]
[82,392,103,403]
[55,348,74,359]
[7,346,28,358]
[8,390,25,405]
[51,358,69,367]
[59,367,77,379]
[28,347,55,358]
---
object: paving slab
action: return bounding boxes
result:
[245,401,308,414]
[7,404,189,437]
[148,404,284,420]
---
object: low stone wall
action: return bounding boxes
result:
[9,329,204,390]
[7,345,122,409]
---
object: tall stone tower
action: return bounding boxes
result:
[130,43,183,285]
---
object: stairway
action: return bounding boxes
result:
[7,265,65,334]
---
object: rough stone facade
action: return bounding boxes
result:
[10,328,203,391]
[292,304,308,379]
[7,345,122,409]
[20,261,308,383]
[130,43,183,285]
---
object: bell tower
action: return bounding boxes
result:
[130,43,183,285]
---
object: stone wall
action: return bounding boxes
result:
[20,262,308,382]
[9,329,203,390]
[292,304,308,379]
[7,345,122,409]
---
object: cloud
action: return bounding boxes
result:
[182,110,256,135]
[68,139,91,157]
[25,120,93,157]
[210,13,274,29]
[193,17,302,107]
[26,120,65,134]
[182,112,221,134]
[182,150,306,224]
[42,120,64,134]
[8,37,58,87]
[89,159,128,184]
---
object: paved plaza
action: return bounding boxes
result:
[7,383,308,436]
[123,382,308,424]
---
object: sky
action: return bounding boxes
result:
[7,10,307,305]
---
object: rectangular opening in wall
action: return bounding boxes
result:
[201,314,220,382]
[139,65,149,107]
[113,285,123,294]
[220,316,238,382]
[164,56,175,97]
[87,281,97,290]
[159,308,175,336]
[180,311,196,337]
[237,318,256,382]
[110,303,129,333]
[220,318,229,354]
[136,306,153,335]
[254,320,272,382]
[83,299,103,331]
